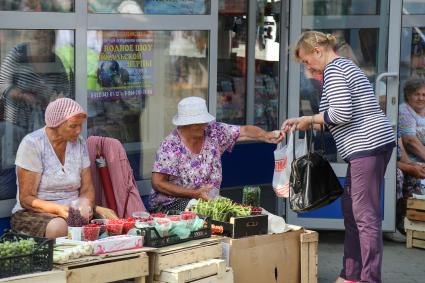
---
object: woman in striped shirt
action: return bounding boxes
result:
[281,31,395,283]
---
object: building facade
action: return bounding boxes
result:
[0,0,424,231]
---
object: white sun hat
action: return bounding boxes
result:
[172,96,215,126]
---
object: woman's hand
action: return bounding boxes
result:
[409,163,425,179]
[263,130,285,144]
[197,185,213,201]
[56,205,69,219]
[281,117,299,133]
[95,206,119,219]
[281,116,313,133]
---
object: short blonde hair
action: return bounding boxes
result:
[294,31,337,61]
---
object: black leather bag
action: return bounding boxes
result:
[289,126,343,212]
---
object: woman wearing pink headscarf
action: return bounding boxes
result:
[10,98,116,238]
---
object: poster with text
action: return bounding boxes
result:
[88,30,154,101]
[144,0,209,14]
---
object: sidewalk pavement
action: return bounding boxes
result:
[318,231,425,283]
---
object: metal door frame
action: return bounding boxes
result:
[286,0,402,231]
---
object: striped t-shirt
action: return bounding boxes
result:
[319,57,395,161]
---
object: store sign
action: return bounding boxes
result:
[88,31,154,101]
[144,0,208,14]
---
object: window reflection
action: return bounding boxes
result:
[216,0,247,125]
[400,27,425,97]
[403,0,425,15]
[0,0,74,12]
[87,30,209,179]
[302,0,378,16]
[88,0,210,14]
[0,29,74,200]
[254,0,280,131]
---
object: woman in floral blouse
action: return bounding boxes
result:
[149,96,283,212]
[399,77,425,164]
[399,77,425,197]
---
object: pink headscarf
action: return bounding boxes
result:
[45,98,86,128]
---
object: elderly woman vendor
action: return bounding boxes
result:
[10,98,117,238]
[149,96,283,212]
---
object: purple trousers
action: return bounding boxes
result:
[340,150,392,283]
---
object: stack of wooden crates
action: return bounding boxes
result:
[148,238,232,283]
[405,197,425,249]
[147,227,318,283]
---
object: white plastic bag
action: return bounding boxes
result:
[272,131,307,198]
[261,208,290,233]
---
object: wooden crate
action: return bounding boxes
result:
[300,230,319,283]
[148,238,222,278]
[406,198,425,222]
[0,270,66,283]
[154,258,227,283]
[404,217,425,250]
[56,248,150,283]
[154,268,234,283]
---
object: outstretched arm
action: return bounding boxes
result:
[237,125,283,143]
[281,113,325,133]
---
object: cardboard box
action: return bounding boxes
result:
[221,227,305,283]
[212,214,268,238]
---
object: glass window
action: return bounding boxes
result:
[0,29,74,200]
[254,0,281,131]
[398,26,425,167]
[403,0,425,14]
[216,0,248,125]
[88,0,210,14]
[302,0,379,16]
[87,30,209,179]
[0,0,74,12]
[399,27,425,96]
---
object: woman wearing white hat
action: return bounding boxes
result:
[149,96,283,212]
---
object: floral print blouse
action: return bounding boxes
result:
[399,103,425,162]
[149,122,240,210]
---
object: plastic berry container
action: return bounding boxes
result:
[106,220,124,236]
[180,211,197,229]
[180,211,196,220]
[122,218,136,234]
[83,224,100,241]
[154,218,172,237]
[166,215,181,222]
[150,212,166,218]
[132,211,151,221]
[90,219,108,236]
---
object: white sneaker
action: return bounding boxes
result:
[383,230,406,243]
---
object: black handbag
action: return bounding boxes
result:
[289,126,343,212]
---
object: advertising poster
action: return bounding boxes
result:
[88,30,153,101]
[144,0,208,14]
[411,29,425,77]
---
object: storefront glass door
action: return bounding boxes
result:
[286,0,402,231]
